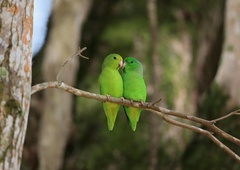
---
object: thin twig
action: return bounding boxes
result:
[211,109,240,123]
[56,47,88,81]
[151,98,162,106]
[31,81,240,162]
[149,110,240,163]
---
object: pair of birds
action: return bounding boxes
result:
[98,54,146,131]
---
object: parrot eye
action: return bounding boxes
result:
[113,56,117,60]
[130,61,134,64]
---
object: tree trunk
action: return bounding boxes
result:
[216,0,240,108]
[162,33,195,169]
[194,1,225,107]
[39,0,92,170]
[147,0,160,169]
[0,0,33,169]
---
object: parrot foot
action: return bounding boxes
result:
[106,95,111,101]
[130,99,134,105]
[140,100,144,106]
[120,97,125,102]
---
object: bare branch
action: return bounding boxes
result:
[149,110,240,163]
[56,47,88,81]
[31,81,240,144]
[31,81,240,163]
[211,109,240,123]
[151,98,162,106]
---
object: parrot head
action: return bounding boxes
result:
[123,57,143,76]
[102,54,123,70]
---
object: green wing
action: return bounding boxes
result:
[98,54,123,131]
[122,57,147,131]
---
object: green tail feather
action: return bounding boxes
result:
[124,106,141,131]
[103,102,120,131]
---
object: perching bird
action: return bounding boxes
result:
[98,54,123,131]
[122,57,146,131]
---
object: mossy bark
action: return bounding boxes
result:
[0,0,33,169]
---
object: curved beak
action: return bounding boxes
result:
[122,62,126,68]
[117,60,123,69]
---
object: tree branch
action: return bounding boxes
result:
[149,110,240,162]
[56,47,88,82]
[31,81,240,163]
[211,109,240,123]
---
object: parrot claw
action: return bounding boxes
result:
[106,95,111,101]
[140,100,144,106]
[130,100,134,105]
[120,97,125,102]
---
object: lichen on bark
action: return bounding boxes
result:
[0,0,33,169]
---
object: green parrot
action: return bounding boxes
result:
[98,54,123,131]
[122,57,146,131]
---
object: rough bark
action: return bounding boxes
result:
[39,0,92,170]
[216,0,240,108]
[0,0,33,169]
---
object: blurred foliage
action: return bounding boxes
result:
[157,32,182,108]
[183,83,240,169]
[182,83,235,169]
[28,0,240,170]
[199,83,228,120]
